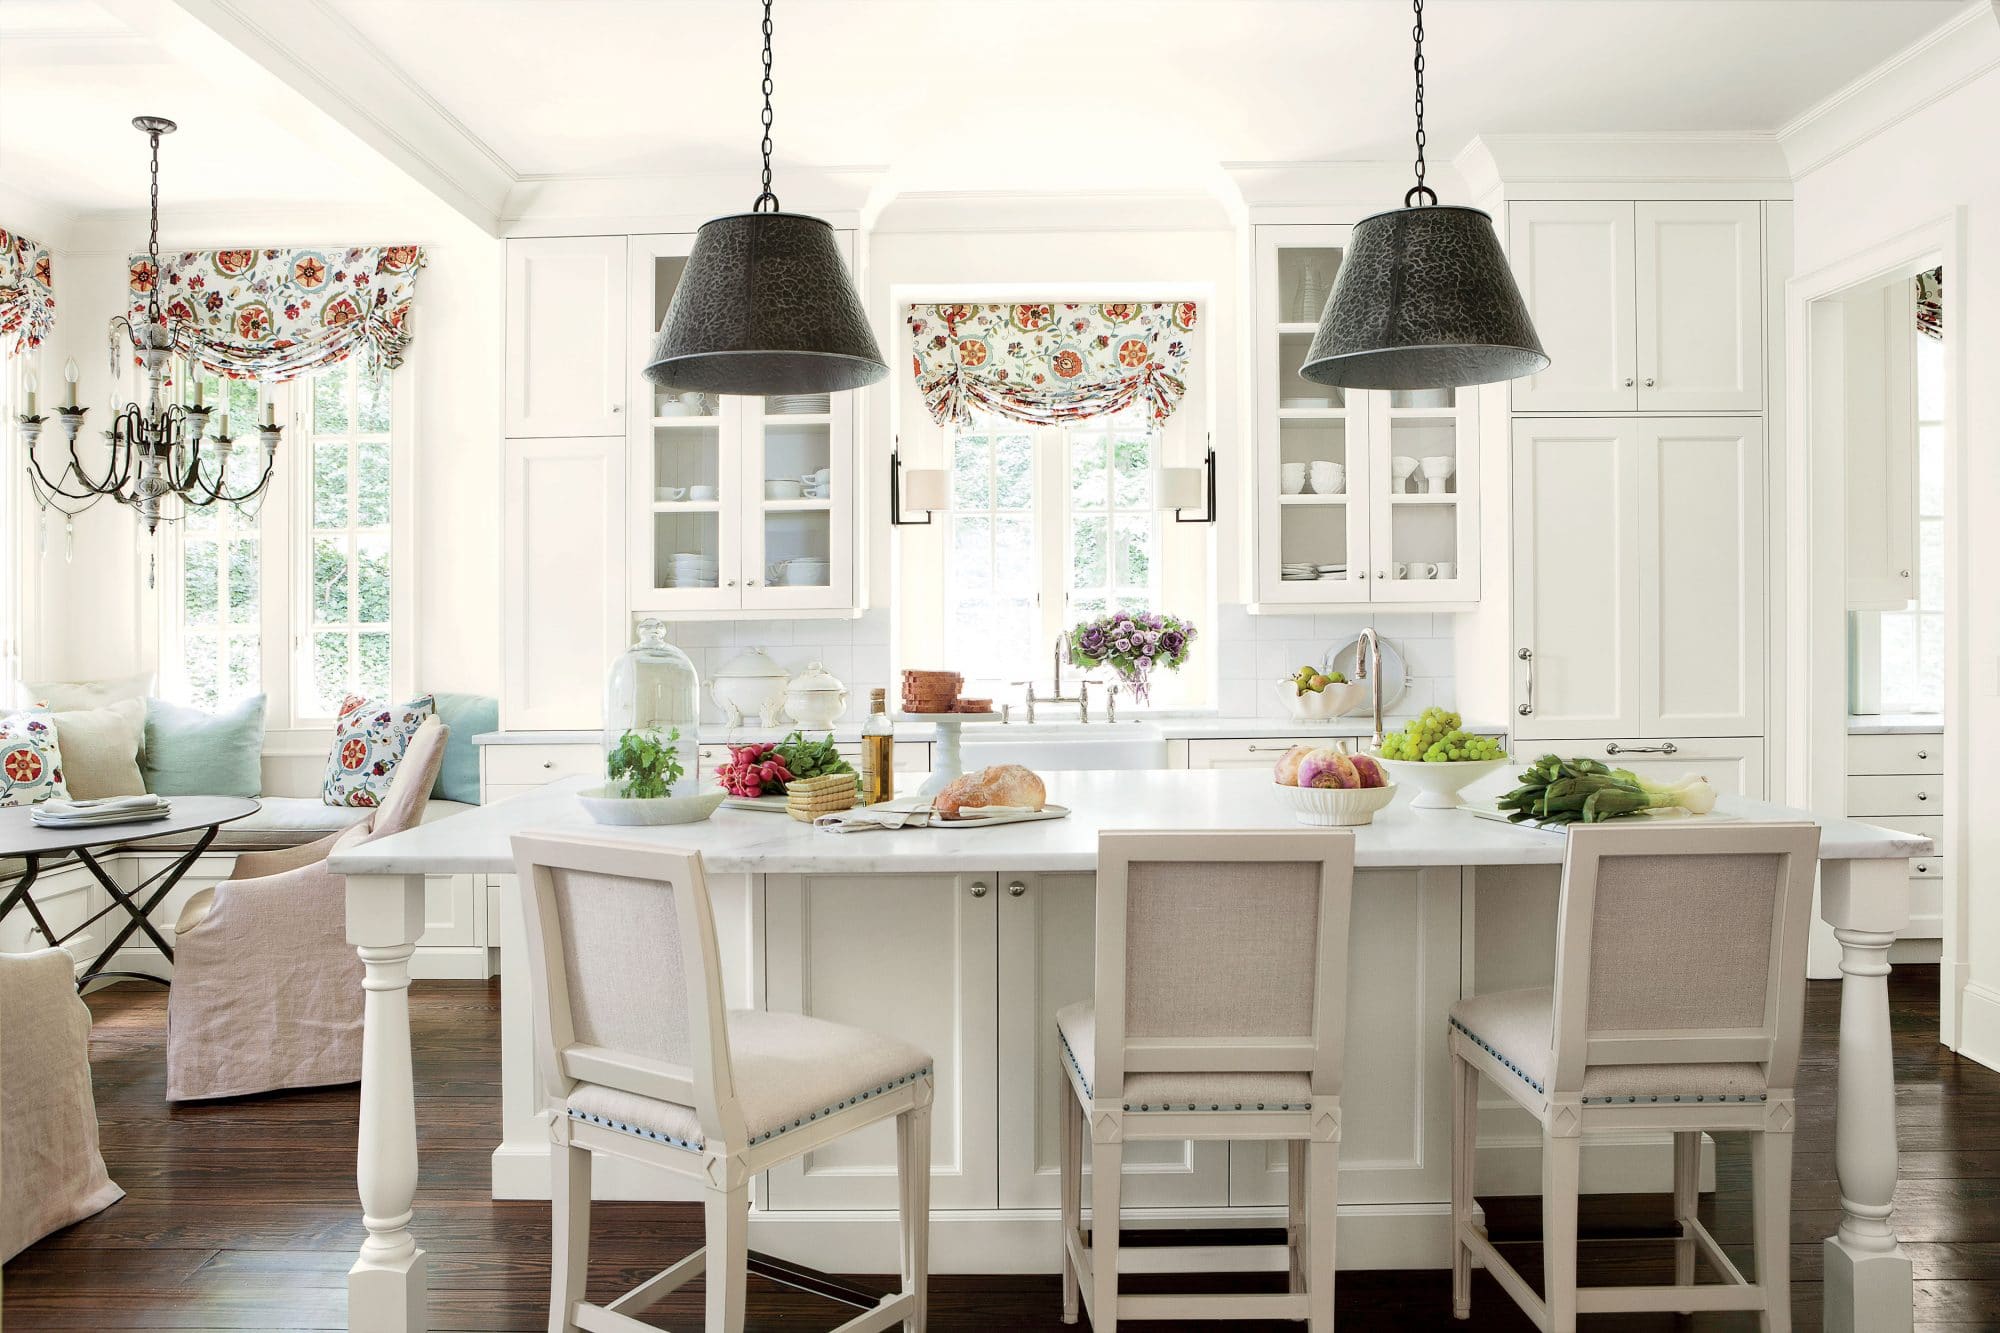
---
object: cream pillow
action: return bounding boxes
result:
[26,672,153,712]
[50,698,147,799]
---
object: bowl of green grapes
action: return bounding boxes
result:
[1368,709,1509,810]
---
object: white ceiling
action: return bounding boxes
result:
[0,0,1973,226]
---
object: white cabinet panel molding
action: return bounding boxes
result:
[1508,201,1638,413]
[504,237,627,437]
[1635,201,1764,412]
[1637,418,1765,737]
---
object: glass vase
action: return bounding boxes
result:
[602,618,701,796]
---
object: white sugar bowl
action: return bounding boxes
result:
[784,660,849,729]
[709,646,790,729]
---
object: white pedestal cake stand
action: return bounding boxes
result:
[896,711,1002,797]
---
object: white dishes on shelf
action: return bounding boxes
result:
[1309,461,1345,494]
[1280,462,1307,494]
[765,479,805,500]
[688,484,718,501]
[1390,455,1420,493]
[769,558,829,586]
[666,552,718,588]
[1422,455,1456,493]
[656,486,687,502]
[771,393,830,415]
[1280,562,1347,581]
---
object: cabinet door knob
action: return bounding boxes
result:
[541,760,554,769]
[1623,377,1635,387]
[969,881,989,898]
[1644,377,1656,387]
[1916,791,1928,801]
[1916,862,1930,873]
[1375,569,1385,579]
[1899,570,1911,579]
[1916,749,1929,760]
[726,579,736,587]
[748,579,759,587]
[1006,880,1027,898]
[611,403,623,414]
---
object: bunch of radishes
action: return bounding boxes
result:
[715,742,793,797]
[1273,743,1387,790]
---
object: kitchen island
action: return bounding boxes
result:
[330,769,1925,1333]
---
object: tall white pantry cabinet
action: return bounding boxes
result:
[1504,199,1773,796]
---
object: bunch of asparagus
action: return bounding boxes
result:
[1498,754,1718,826]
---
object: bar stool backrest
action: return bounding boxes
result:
[511,832,746,1149]
[1549,821,1821,1098]
[1091,829,1356,1105]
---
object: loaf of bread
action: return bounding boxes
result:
[933,764,1047,818]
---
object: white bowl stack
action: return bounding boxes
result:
[666,552,718,588]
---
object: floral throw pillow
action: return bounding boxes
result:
[0,713,69,806]
[323,693,436,808]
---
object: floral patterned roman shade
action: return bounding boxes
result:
[1916,267,1942,342]
[906,301,1197,427]
[128,246,425,381]
[0,228,56,355]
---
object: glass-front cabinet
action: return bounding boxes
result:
[629,234,857,614]
[1253,224,1479,607]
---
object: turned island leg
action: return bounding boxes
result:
[1817,857,1915,1333]
[346,872,430,1332]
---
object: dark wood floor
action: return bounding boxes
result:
[5,967,1995,1330]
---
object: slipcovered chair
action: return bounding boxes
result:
[512,830,934,1333]
[164,717,449,1102]
[1447,820,1821,1333]
[1056,829,1356,1332]
[0,947,124,1260]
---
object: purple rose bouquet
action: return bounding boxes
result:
[1064,610,1197,705]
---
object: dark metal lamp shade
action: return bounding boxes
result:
[1300,204,1549,390]
[643,211,887,396]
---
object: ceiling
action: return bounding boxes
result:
[0,0,1974,229]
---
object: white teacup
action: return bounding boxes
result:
[689,484,718,501]
[766,479,805,500]
[1406,561,1439,579]
[656,485,687,502]
[1280,462,1307,495]
[1433,561,1457,580]
[1308,462,1345,495]
[1391,562,1409,579]
[1390,455,1420,493]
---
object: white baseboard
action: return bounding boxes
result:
[1889,936,1943,965]
[1954,979,2000,1074]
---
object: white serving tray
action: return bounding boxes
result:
[1463,802,1739,834]
[933,802,1070,828]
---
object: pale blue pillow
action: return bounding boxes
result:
[142,695,266,797]
[430,692,498,804]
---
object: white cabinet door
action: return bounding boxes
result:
[1635,202,1762,412]
[502,437,627,730]
[505,237,627,437]
[1832,288,1920,609]
[1230,867,1460,1207]
[1638,419,1764,737]
[1577,737,1767,800]
[1366,390,1479,601]
[996,872,1230,1210]
[740,397,856,612]
[1511,420,1640,739]
[763,872,998,1211]
[1507,202,1637,413]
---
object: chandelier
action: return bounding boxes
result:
[17,116,280,574]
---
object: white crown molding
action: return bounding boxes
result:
[1778,0,2000,179]
[1454,133,1792,201]
[51,204,486,256]
[869,189,1233,236]
[0,179,84,250]
[1221,160,1466,217]
[501,166,883,237]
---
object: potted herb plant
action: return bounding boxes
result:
[578,726,725,825]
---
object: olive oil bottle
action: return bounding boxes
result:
[861,688,894,804]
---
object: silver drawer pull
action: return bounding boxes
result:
[1007,880,1027,898]
[1916,749,1929,760]
[1247,744,1305,753]
[541,760,554,769]
[969,881,989,899]
[1605,742,1677,756]
[1915,862,1930,873]
[1517,647,1534,717]
[1916,791,1928,801]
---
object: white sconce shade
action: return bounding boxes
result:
[1160,467,1206,512]
[903,468,949,513]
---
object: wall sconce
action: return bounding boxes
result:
[1161,435,1217,523]
[890,437,949,526]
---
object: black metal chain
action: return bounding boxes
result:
[1405,0,1437,208]
[147,126,164,318]
[753,0,779,212]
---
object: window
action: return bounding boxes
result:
[941,406,1165,696]
[302,361,394,718]
[0,355,25,695]
[1873,330,1945,714]
[166,372,270,710]
[159,360,406,721]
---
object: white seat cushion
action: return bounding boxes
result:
[1450,987,1768,1105]
[1055,1001,1313,1113]
[566,1009,930,1152]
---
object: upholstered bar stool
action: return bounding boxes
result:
[512,831,935,1333]
[1447,820,1821,1333]
[1055,829,1355,1332]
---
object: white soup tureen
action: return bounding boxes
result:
[709,646,789,728]
[784,660,849,729]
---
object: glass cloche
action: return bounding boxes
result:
[603,618,700,796]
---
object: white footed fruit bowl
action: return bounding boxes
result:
[1275,782,1397,827]
[1369,756,1508,810]
[577,787,726,826]
[1277,679,1371,722]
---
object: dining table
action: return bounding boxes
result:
[0,795,259,987]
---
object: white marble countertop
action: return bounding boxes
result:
[333,768,1928,879]
[1846,713,1946,735]
[473,715,1508,748]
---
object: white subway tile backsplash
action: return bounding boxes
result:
[1400,636,1455,679]
[1252,614,1317,641]
[1217,638,1258,680]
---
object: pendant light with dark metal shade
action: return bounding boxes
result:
[1300,0,1549,391]
[642,0,886,396]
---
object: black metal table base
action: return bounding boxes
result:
[0,823,221,988]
